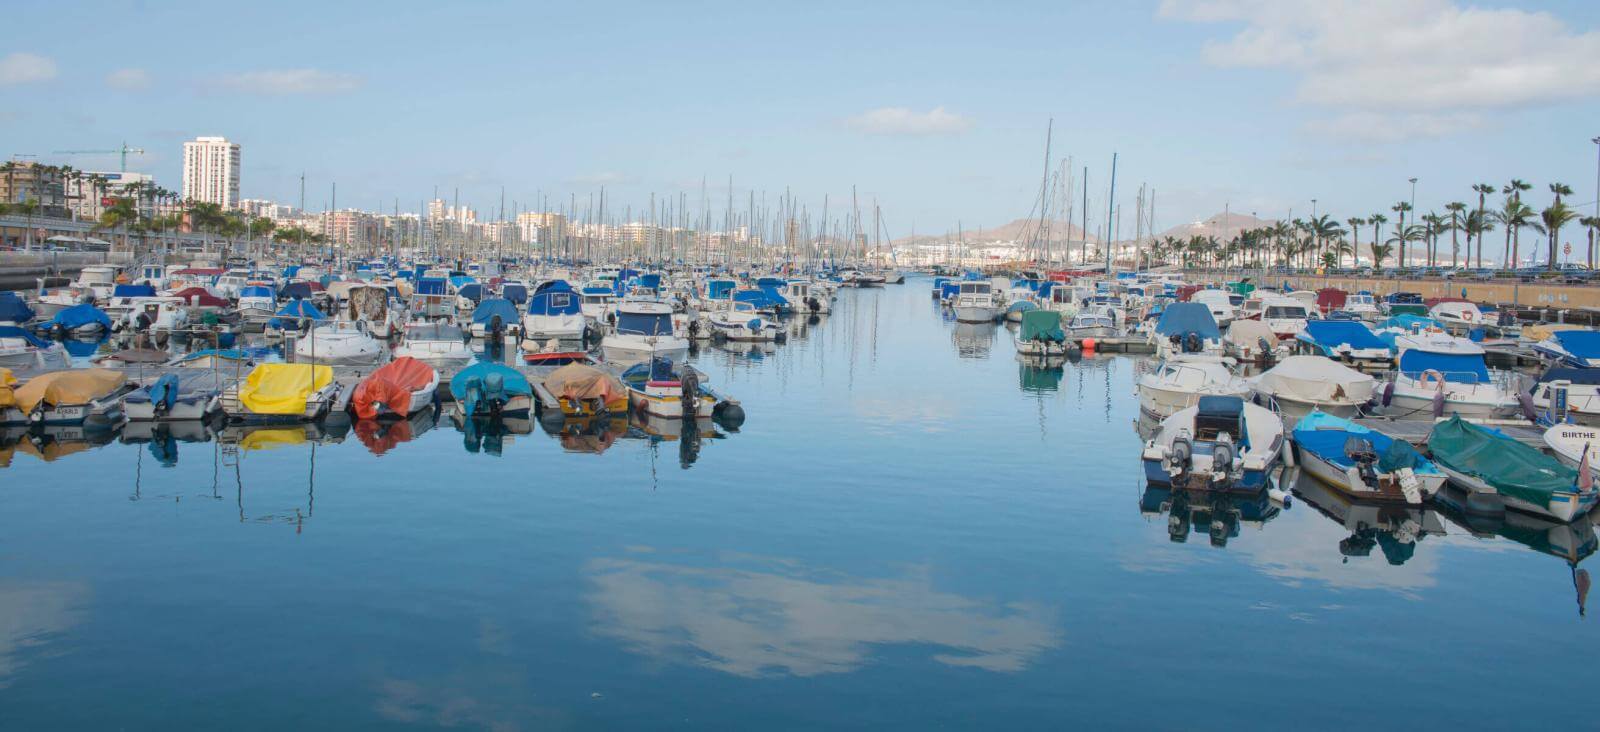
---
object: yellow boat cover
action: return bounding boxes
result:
[0,368,17,409]
[13,369,126,413]
[1524,324,1589,342]
[238,363,333,415]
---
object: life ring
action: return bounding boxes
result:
[1461,310,1475,322]
[1419,369,1446,390]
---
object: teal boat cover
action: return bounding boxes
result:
[1428,415,1576,508]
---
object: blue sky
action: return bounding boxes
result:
[3,0,1598,238]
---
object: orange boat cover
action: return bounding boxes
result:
[545,363,626,405]
[351,356,437,420]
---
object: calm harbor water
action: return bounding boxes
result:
[3,279,1596,730]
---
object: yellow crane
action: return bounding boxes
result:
[50,142,146,172]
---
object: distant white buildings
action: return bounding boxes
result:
[181,136,240,208]
[65,171,157,220]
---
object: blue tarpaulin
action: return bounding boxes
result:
[1153,303,1221,339]
[449,361,531,417]
[239,285,274,299]
[1551,330,1600,360]
[733,288,782,310]
[526,281,580,316]
[706,280,736,300]
[267,299,324,329]
[456,283,485,303]
[1301,320,1390,351]
[0,292,34,323]
[1398,349,1490,384]
[501,283,529,305]
[43,303,112,331]
[112,283,156,298]
[471,298,520,325]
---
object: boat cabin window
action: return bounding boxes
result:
[960,283,990,294]
[1265,305,1307,319]
[407,323,465,340]
[617,312,673,336]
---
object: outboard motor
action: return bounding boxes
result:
[1184,331,1203,354]
[1257,337,1275,366]
[1211,432,1236,483]
[679,368,700,419]
[1168,430,1194,478]
[1344,436,1380,489]
[483,371,507,415]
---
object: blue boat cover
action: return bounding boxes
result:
[1398,349,1490,384]
[636,273,662,290]
[734,289,782,309]
[239,285,274,299]
[449,361,532,417]
[706,280,736,300]
[0,324,51,348]
[1292,411,1428,472]
[1536,367,1600,386]
[448,275,477,291]
[1385,292,1424,303]
[500,283,529,305]
[1153,303,1220,339]
[456,283,485,303]
[268,299,325,328]
[415,278,447,296]
[144,373,182,412]
[46,303,112,330]
[112,283,156,298]
[526,282,580,316]
[940,282,961,299]
[616,311,673,336]
[622,357,681,383]
[1551,330,1600,360]
[1301,320,1390,351]
[471,298,520,325]
[278,281,313,300]
[62,337,103,357]
[0,292,34,323]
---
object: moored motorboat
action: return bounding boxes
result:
[122,370,229,421]
[1381,333,1521,419]
[1532,330,1600,369]
[293,321,384,364]
[223,363,340,423]
[449,361,534,418]
[1,368,131,426]
[619,357,743,424]
[1428,415,1598,523]
[1015,309,1068,357]
[1293,320,1394,370]
[350,356,439,420]
[1252,355,1376,418]
[1290,411,1445,504]
[1141,395,1285,494]
[1137,359,1251,419]
[601,301,690,365]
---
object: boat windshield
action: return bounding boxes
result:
[617,312,673,336]
[1265,306,1308,319]
[407,323,465,340]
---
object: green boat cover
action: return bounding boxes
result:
[1428,415,1576,508]
[1020,309,1065,342]
[1227,282,1255,296]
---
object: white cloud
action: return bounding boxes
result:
[1159,0,1600,141]
[105,68,150,91]
[214,68,362,95]
[846,106,973,136]
[0,52,57,86]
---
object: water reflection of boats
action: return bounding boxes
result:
[716,339,777,359]
[452,413,532,456]
[218,421,349,450]
[1434,484,1596,615]
[354,404,439,456]
[544,414,628,454]
[119,418,220,466]
[1289,468,1445,565]
[630,414,722,468]
[1017,356,1064,393]
[1140,479,1284,547]
[951,322,993,358]
[0,424,115,466]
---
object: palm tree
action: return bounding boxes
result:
[15,197,40,250]
[1550,182,1573,205]
[1543,201,1578,270]
[94,196,141,252]
[1347,217,1364,265]
[1464,209,1495,270]
[1369,241,1395,268]
[1583,216,1600,270]
[1368,214,1387,266]
[1391,202,1413,267]
[1503,179,1533,267]
[1471,183,1494,268]
[1421,212,1445,267]
[1444,202,1467,268]
[1387,223,1426,269]
[1494,198,1537,269]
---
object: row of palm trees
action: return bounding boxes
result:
[1145,180,1598,272]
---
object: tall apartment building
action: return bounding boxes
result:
[181,136,241,208]
[0,161,70,217]
[515,211,568,246]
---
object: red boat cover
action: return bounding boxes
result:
[351,356,436,419]
[1316,288,1347,313]
[172,287,229,308]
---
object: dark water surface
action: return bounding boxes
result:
[3,280,1595,730]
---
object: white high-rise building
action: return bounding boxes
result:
[181,136,241,208]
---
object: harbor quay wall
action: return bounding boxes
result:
[1269,275,1600,310]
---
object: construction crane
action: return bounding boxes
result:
[50,142,146,172]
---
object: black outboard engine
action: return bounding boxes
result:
[1184,331,1203,354]
[679,368,700,419]
[1344,436,1380,488]
[1257,337,1275,366]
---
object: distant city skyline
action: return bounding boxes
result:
[3,0,1597,238]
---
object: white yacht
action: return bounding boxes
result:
[394,322,473,364]
[293,321,385,364]
[601,301,689,365]
[1137,359,1252,419]
[521,280,586,341]
[952,281,1001,323]
[1381,332,1521,419]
